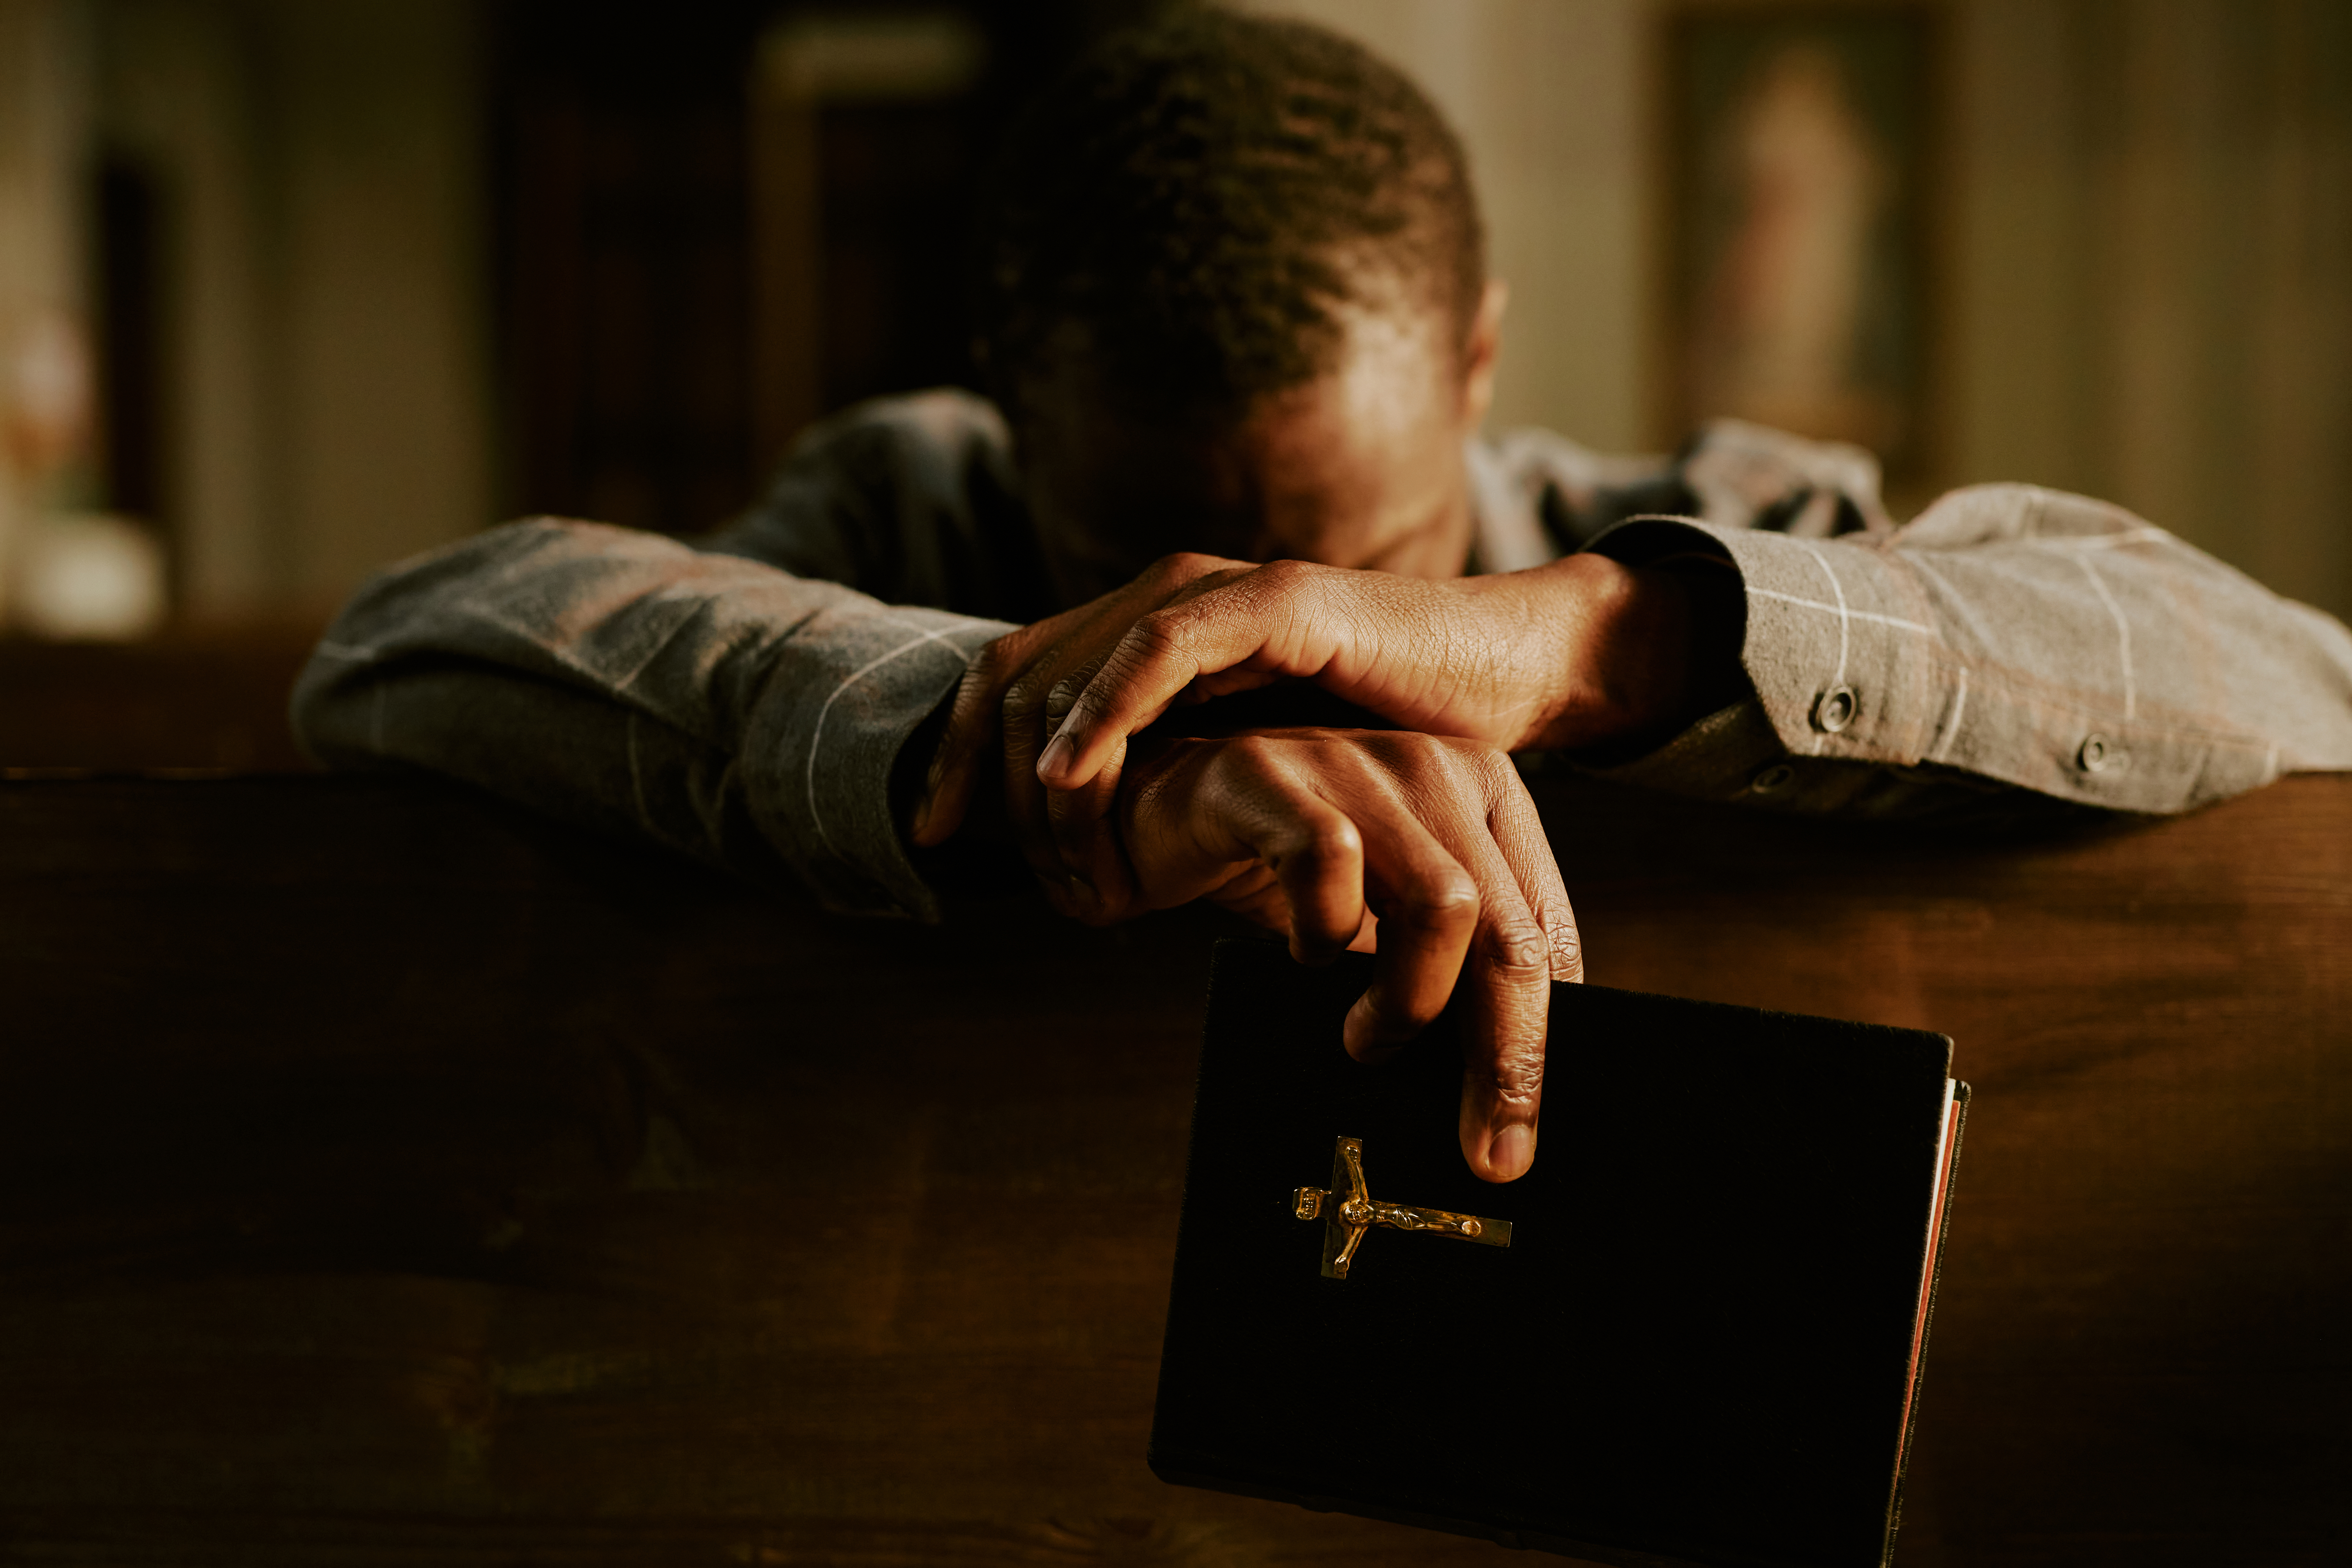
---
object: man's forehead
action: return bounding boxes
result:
[1247,304,1459,469]
[1017,302,1458,472]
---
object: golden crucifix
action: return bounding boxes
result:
[1292,1136,1513,1280]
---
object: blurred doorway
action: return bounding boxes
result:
[492,0,1157,537]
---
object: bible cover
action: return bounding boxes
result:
[1149,939,1967,1568]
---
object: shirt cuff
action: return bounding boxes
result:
[745,604,1013,921]
[1581,514,2281,814]
[1587,514,1946,766]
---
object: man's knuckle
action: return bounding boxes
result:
[1282,816,1361,872]
[1256,556,1315,593]
[1404,869,1480,925]
[1548,918,1586,982]
[1002,670,1052,718]
[1361,983,1432,1035]
[968,640,1014,687]
[1471,1026,1548,1097]
[1485,1054,1546,1105]
[1158,550,1224,582]
[1127,609,1190,661]
[1316,817,1363,860]
[1485,921,1552,980]
[1224,732,1281,770]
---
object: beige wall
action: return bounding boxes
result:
[16,1,2350,622]
[1255,0,1654,455]
[1258,0,2352,620]
[1952,0,2352,619]
[99,0,490,621]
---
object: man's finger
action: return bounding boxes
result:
[1257,800,1370,968]
[1449,764,1571,1181]
[1040,565,1333,789]
[1000,619,1116,885]
[1035,613,1214,788]
[1043,735,1137,921]
[1486,763,1582,984]
[914,635,1029,847]
[1333,789,1482,1063]
[1452,907,1551,1184]
[927,555,1242,847]
[1192,738,1370,965]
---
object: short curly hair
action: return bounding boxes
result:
[974,6,1486,420]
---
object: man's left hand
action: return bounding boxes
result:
[910,551,1255,917]
[1018,551,1714,803]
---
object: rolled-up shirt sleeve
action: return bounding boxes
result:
[1581,483,2352,816]
[291,517,1012,919]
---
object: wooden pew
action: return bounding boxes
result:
[0,772,2343,1566]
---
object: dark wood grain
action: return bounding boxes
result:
[0,635,318,771]
[0,773,2344,1565]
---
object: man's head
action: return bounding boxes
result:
[975,6,1503,604]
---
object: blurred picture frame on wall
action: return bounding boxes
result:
[1663,5,1937,482]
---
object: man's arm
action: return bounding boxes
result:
[295,522,1574,1182]
[1030,484,2352,819]
[291,518,1011,920]
[1578,483,2352,814]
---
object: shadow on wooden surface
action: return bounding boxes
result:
[0,633,319,772]
[0,773,2344,1565]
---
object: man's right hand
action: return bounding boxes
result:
[1116,726,1580,1184]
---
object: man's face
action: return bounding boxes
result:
[1015,287,1503,607]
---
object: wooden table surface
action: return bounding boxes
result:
[0,771,2344,1566]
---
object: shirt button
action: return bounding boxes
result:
[1750,763,1794,795]
[2077,734,2121,774]
[1813,685,1857,734]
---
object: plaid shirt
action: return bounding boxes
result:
[294,390,2352,919]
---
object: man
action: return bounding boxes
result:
[294,8,2352,1185]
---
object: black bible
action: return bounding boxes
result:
[1149,939,1967,1568]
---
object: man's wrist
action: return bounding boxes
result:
[891,684,961,845]
[1496,551,1743,756]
